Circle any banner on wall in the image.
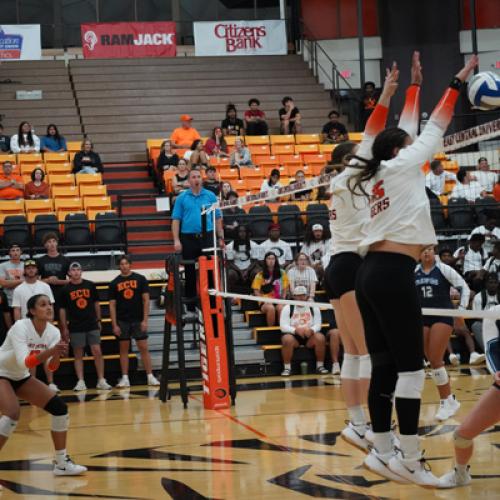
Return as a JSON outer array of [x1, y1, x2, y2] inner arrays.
[[194, 20, 287, 57], [81, 22, 176, 59], [0, 25, 41, 60]]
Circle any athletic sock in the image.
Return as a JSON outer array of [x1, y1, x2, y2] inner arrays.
[[399, 434, 420, 461], [316, 361, 323, 369], [456, 463, 469, 479], [55, 449, 67, 466], [373, 432, 393, 455], [284, 363, 291, 370], [348, 405, 366, 429]]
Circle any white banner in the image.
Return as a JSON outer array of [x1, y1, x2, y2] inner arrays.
[[0, 25, 41, 61], [194, 20, 287, 57]]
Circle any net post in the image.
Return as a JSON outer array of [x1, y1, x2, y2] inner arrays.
[[176, 256, 190, 409]]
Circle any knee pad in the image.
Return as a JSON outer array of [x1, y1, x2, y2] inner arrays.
[[358, 354, 372, 379], [341, 354, 360, 380], [395, 369, 425, 399], [44, 396, 69, 432], [369, 364, 398, 397], [431, 366, 449, 387], [453, 430, 473, 449], [0, 415, 18, 438]]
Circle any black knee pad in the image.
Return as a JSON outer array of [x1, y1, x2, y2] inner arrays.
[[44, 396, 68, 416], [369, 363, 398, 397]]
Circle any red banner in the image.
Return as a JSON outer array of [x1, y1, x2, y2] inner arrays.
[[81, 22, 176, 59]]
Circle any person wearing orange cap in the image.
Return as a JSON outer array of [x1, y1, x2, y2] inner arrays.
[[170, 115, 201, 150]]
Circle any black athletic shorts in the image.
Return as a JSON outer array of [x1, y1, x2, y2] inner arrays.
[[422, 315, 454, 328], [0, 375, 31, 391], [282, 332, 309, 346], [324, 252, 363, 300]]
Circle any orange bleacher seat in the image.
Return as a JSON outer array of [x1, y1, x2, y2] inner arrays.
[[20, 163, 44, 175], [263, 165, 289, 177], [79, 184, 107, 197], [87, 209, 116, 222], [295, 134, 320, 144], [54, 197, 82, 213], [0, 154, 17, 164], [248, 145, 270, 156], [27, 211, 57, 224], [240, 167, 264, 179], [25, 199, 54, 217], [270, 134, 295, 145], [211, 157, 230, 168], [18, 153, 43, 165], [245, 178, 263, 192], [163, 171, 175, 193], [311, 164, 324, 175], [147, 138, 164, 153], [224, 135, 237, 146], [302, 154, 328, 167], [244, 135, 269, 146], [52, 185, 78, 198], [66, 141, 81, 153], [44, 152, 69, 163], [319, 144, 336, 155], [349, 132, 364, 142], [295, 144, 319, 155], [279, 154, 303, 168], [218, 169, 239, 181], [443, 160, 459, 173], [75, 173, 102, 186], [83, 196, 112, 213], [0, 200, 25, 224], [46, 163, 72, 175], [48, 174, 74, 187], [271, 144, 294, 156], [253, 155, 279, 168]]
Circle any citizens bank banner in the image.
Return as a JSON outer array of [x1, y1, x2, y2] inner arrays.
[[194, 20, 287, 57], [81, 22, 176, 59], [0, 25, 41, 60]]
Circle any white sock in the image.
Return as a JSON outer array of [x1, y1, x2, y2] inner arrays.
[[316, 361, 324, 369], [399, 434, 420, 461], [55, 449, 67, 466], [456, 463, 469, 478], [121, 374, 129, 379], [284, 363, 291, 370], [373, 432, 393, 455], [347, 405, 366, 427]]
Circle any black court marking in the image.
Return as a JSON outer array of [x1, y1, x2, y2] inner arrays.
[[203, 438, 350, 457], [317, 474, 389, 488], [161, 477, 222, 500], [269, 465, 394, 499], [300, 431, 342, 446]]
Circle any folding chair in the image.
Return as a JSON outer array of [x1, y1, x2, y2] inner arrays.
[[294, 144, 320, 155], [295, 134, 320, 144], [244, 135, 270, 146], [75, 173, 103, 186], [270, 135, 295, 145], [43, 152, 69, 163], [79, 184, 107, 197]]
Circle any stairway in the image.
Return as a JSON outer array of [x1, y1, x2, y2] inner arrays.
[[103, 162, 173, 268]]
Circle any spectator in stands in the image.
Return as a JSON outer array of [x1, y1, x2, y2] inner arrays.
[[483, 241, 500, 280], [223, 191, 244, 240], [300, 223, 332, 279], [359, 81, 378, 129], [172, 158, 190, 197], [259, 223, 293, 267], [474, 157, 497, 193], [0, 244, 24, 309], [205, 127, 228, 157], [252, 251, 288, 326], [0, 161, 24, 199], [36, 232, 69, 319], [287, 253, 317, 299], [226, 225, 260, 293], [221, 181, 233, 202], [470, 212, 500, 255], [24, 167, 49, 200], [203, 166, 221, 196], [12, 259, 58, 391], [221, 104, 245, 136], [0, 124, 10, 152], [0, 287, 12, 347], [325, 311, 341, 374], [425, 159, 457, 196], [450, 168, 486, 202], [170, 114, 201, 150], [10, 121, 40, 153], [316, 164, 339, 200], [448, 315, 485, 366], [40, 124, 67, 153], [260, 169, 282, 201], [454, 233, 488, 291], [156, 139, 179, 172], [73, 139, 103, 174], [439, 247, 458, 268], [279, 96, 301, 134], [185, 139, 209, 168], [109, 255, 160, 388], [279, 285, 328, 376], [321, 110, 349, 144], [59, 262, 111, 391], [494, 176, 500, 202], [244, 98, 268, 136], [290, 170, 312, 201], [230, 138, 252, 169], [471, 273, 499, 352]]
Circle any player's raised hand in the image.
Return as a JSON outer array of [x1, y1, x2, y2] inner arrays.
[[411, 51, 422, 86]]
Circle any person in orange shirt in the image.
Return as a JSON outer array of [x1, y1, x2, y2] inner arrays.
[[170, 115, 201, 150], [494, 177, 500, 202], [0, 161, 24, 199]]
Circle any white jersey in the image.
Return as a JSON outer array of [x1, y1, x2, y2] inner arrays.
[[287, 266, 317, 297], [0, 319, 60, 380], [474, 170, 497, 192], [225, 240, 260, 271], [280, 304, 322, 334], [12, 281, 55, 320], [259, 239, 293, 266], [300, 239, 331, 265]]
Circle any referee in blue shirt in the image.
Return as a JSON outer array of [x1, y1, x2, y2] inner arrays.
[[172, 169, 224, 311]]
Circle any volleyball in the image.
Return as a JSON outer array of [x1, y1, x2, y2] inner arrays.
[[467, 71, 500, 110]]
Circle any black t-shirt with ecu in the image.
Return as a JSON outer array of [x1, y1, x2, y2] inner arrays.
[[60, 279, 100, 332], [108, 272, 149, 322]]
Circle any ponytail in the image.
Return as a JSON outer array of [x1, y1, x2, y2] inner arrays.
[[347, 156, 381, 197]]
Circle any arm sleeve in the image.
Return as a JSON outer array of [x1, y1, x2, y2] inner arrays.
[[284, 243, 293, 262], [94, 153, 103, 173], [171, 194, 184, 220], [72, 152, 82, 172], [46, 285, 55, 304], [355, 104, 389, 159], [140, 275, 150, 294], [108, 282, 116, 300], [61, 137, 67, 150], [438, 262, 471, 309], [9, 324, 32, 368], [280, 306, 294, 334], [91, 283, 99, 302], [312, 308, 322, 333], [398, 85, 421, 140], [12, 288, 21, 308], [33, 135, 40, 152], [10, 135, 20, 153], [472, 294, 482, 311]]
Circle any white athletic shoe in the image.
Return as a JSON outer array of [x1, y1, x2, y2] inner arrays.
[[73, 380, 87, 392], [449, 353, 460, 366], [439, 467, 472, 488], [48, 383, 60, 393], [469, 352, 485, 365], [53, 455, 87, 476], [281, 368, 291, 377], [364, 447, 409, 483], [116, 375, 130, 388], [388, 451, 440, 488], [147, 374, 160, 386], [331, 362, 341, 375], [341, 422, 371, 452], [436, 395, 461, 421], [316, 366, 329, 375], [96, 379, 112, 390]]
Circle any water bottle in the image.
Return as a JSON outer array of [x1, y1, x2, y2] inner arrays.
[[300, 362, 308, 375]]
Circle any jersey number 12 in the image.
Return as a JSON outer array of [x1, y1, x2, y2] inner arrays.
[[421, 286, 433, 298]]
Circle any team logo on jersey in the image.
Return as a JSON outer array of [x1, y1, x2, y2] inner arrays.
[[123, 289, 134, 299], [76, 298, 88, 309], [370, 180, 390, 217]]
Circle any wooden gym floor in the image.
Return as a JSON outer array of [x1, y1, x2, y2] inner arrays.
[[0, 367, 498, 499]]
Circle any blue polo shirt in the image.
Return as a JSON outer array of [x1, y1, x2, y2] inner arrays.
[[41, 135, 67, 152], [172, 188, 221, 234]]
